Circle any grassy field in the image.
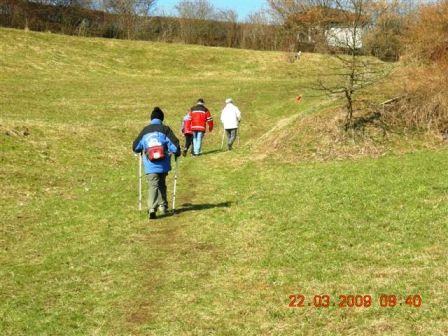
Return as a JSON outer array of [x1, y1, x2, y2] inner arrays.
[[1, 28, 447, 335]]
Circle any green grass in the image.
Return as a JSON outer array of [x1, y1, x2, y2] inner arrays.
[[1, 27, 447, 335]]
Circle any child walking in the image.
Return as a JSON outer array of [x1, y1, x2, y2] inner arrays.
[[181, 112, 193, 156]]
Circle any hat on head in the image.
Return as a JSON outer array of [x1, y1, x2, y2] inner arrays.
[[197, 98, 205, 104], [225, 98, 233, 104], [150, 107, 164, 121]]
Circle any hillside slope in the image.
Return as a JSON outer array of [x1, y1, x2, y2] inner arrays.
[[1, 28, 447, 335]]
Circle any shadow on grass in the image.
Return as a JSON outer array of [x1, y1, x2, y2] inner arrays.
[[174, 201, 232, 214], [200, 149, 222, 156]]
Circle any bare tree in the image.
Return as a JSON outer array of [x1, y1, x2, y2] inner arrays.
[[175, 0, 216, 44], [362, 0, 404, 61], [321, 1, 396, 130], [242, 9, 278, 50], [270, 0, 392, 129], [175, 0, 215, 20], [216, 8, 239, 47], [103, 0, 157, 39]]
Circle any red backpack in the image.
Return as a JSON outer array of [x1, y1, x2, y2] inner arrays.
[[146, 137, 166, 162]]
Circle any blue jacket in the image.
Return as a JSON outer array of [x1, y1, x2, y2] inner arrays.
[[132, 119, 180, 174]]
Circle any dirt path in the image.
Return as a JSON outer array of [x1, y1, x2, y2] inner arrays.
[[124, 157, 202, 332]]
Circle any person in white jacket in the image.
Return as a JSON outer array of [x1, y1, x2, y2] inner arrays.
[[220, 98, 241, 150]]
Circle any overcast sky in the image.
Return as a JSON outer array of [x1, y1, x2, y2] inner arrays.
[[156, 0, 267, 21]]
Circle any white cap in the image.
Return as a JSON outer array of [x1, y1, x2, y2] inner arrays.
[[225, 98, 233, 104]]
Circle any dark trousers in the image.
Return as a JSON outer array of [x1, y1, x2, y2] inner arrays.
[[225, 128, 238, 147], [184, 134, 193, 153], [147, 173, 168, 211]]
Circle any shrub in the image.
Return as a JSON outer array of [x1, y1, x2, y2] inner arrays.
[[384, 1, 448, 134]]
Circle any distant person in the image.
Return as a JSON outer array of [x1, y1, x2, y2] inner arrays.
[[185, 98, 214, 156], [220, 98, 241, 150], [181, 112, 193, 156], [132, 107, 180, 219]]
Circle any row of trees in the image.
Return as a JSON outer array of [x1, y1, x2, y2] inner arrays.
[[0, 0, 419, 55], [0, 0, 292, 50]]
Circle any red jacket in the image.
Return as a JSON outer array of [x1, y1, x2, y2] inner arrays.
[[185, 103, 214, 133], [181, 113, 193, 135]]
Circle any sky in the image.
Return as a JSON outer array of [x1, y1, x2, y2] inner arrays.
[[155, 0, 267, 21]]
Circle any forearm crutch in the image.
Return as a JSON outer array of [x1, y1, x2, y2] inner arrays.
[[172, 157, 179, 214], [221, 128, 225, 150], [138, 153, 142, 211]]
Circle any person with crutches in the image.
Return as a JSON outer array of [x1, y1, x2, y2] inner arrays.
[[220, 98, 241, 151], [133, 107, 181, 220]]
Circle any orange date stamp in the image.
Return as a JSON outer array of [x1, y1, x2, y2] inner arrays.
[[288, 294, 422, 308]]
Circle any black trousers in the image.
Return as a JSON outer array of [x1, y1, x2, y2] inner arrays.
[[226, 128, 238, 146], [184, 134, 193, 153]]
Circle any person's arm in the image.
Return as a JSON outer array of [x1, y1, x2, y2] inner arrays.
[[236, 106, 241, 122], [165, 126, 181, 157], [206, 110, 214, 132], [132, 128, 147, 153], [184, 111, 192, 133], [220, 108, 225, 124]]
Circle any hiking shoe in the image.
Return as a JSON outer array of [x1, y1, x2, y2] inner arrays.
[[158, 206, 167, 216], [148, 210, 156, 220]]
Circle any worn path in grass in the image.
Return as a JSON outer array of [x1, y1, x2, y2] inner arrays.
[[1, 28, 447, 335]]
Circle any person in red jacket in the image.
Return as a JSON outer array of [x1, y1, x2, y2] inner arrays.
[[185, 98, 213, 156]]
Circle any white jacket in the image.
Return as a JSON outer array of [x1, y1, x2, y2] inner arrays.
[[220, 103, 241, 129]]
